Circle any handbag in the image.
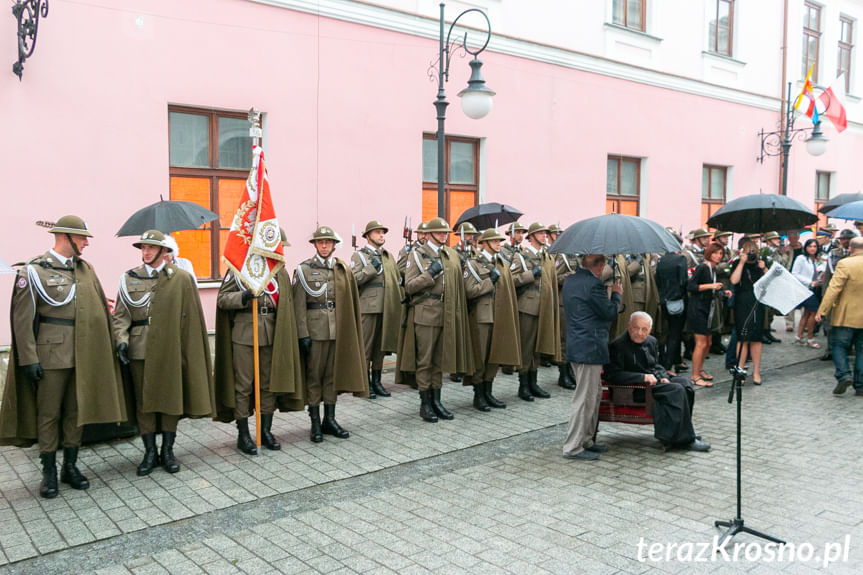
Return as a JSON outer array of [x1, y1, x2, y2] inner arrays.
[[665, 298, 685, 315]]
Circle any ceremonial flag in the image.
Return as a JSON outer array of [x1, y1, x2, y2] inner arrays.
[[793, 65, 819, 124], [223, 145, 285, 294], [818, 75, 848, 133]]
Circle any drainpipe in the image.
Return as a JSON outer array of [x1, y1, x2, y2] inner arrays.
[[778, 0, 789, 195]]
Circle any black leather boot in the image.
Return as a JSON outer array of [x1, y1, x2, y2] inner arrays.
[[136, 433, 158, 476], [567, 363, 577, 389], [160, 432, 180, 473], [528, 370, 550, 398], [60, 447, 89, 490], [558, 364, 576, 389], [309, 405, 323, 442], [370, 369, 390, 397], [367, 369, 376, 399], [322, 404, 350, 438], [261, 414, 281, 451], [419, 390, 438, 422], [236, 418, 258, 455], [484, 380, 506, 409], [472, 384, 491, 412], [431, 388, 454, 420], [518, 372, 534, 401], [39, 452, 58, 499]]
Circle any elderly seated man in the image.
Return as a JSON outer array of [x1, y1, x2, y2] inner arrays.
[[604, 311, 711, 452]]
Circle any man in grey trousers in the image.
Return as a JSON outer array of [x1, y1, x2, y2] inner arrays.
[[561, 254, 622, 461]]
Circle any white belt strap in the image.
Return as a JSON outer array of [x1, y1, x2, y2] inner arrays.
[[118, 274, 151, 309]]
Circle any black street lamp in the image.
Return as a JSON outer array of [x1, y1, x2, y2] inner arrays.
[[758, 81, 828, 196], [433, 2, 494, 218]]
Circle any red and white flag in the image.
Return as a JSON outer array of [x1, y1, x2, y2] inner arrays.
[[817, 75, 848, 133], [223, 145, 285, 294]]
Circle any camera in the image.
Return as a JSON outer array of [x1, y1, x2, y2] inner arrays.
[[746, 251, 757, 263]]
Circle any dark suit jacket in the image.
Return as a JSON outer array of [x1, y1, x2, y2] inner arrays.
[[563, 267, 620, 364], [604, 333, 669, 385]]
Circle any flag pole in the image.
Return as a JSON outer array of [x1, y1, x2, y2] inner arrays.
[[249, 107, 263, 448]]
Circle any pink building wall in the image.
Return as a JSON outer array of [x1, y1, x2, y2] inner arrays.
[[2, 0, 860, 345]]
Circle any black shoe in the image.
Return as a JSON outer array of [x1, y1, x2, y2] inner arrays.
[[431, 388, 454, 420], [260, 414, 281, 451], [563, 450, 599, 461], [322, 404, 350, 438], [528, 371, 550, 399], [60, 447, 89, 490], [760, 335, 773, 345], [501, 366, 514, 375], [517, 372, 534, 401], [710, 344, 727, 354], [449, 373, 462, 383], [366, 369, 376, 399], [236, 418, 258, 455], [557, 364, 576, 389], [308, 406, 323, 442], [370, 369, 390, 397], [419, 390, 438, 422], [540, 359, 554, 368], [833, 378, 853, 395], [472, 383, 491, 412], [586, 444, 609, 453], [483, 381, 506, 409], [567, 363, 578, 389], [39, 452, 58, 499], [674, 363, 689, 372], [767, 334, 782, 343], [136, 433, 158, 476], [820, 352, 833, 361], [160, 432, 180, 473]]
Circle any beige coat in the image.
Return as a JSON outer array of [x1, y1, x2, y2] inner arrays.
[[818, 252, 863, 328]]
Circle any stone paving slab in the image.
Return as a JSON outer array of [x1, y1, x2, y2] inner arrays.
[[1, 325, 853, 573]]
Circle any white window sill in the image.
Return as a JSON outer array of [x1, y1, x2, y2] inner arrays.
[[701, 50, 746, 68], [603, 22, 663, 43]]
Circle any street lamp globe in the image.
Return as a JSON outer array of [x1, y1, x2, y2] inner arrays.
[[457, 58, 496, 119], [805, 122, 828, 156]]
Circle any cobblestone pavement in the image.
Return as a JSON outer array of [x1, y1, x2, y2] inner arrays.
[[1, 327, 862, 574]]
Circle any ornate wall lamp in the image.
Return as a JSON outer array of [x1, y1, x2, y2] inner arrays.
[[757, 82, 828, 196], [12, 0, 49, 80], [430, 2, 495, 218]]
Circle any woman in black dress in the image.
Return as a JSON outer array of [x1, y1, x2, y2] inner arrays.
[[687, 242, 732, 386], [730, 240, 767, 385]]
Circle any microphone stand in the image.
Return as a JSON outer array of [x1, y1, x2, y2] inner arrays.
[[714, 300, 785, 547]]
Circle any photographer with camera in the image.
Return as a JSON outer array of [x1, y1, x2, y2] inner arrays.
[[729, 239, 768, 385]]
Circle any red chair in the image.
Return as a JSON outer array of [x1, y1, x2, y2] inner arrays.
[[598, 379, 654, 425]]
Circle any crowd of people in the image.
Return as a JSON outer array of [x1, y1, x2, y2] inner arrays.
[[2, 214, 861, 497]]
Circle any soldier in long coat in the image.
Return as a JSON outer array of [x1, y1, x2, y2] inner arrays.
[[549, 224, 578, 390], [510, 222, 562, 401], [1, 216, 127, 498], [499, 221, 527, 264], [214, 229, 304, 455], [293, 226, 368, 442], [351, 220, 402, 398], [113, 230, 215, 476], [462, 229, 520, 410], [397, 217, 478, 422]]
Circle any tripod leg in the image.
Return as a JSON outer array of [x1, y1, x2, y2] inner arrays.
[[739, 526, 786, 545]]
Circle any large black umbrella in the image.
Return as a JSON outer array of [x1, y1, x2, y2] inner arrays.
[[817, 192, 863, 214], [117, 198, 219, 236], [549, 213, 681, 255], [823, 200, 863, 222], [455, 202, 522, 230], [706, 194, 817, 233]]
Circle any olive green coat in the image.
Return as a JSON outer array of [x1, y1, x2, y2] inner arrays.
[[0, 258, 127, 447]]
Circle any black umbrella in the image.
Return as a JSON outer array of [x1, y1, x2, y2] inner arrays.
[[117, 198, 219, 236], [706, 193, 817, 233], [818, 192, 863, 214], [455, 202, 522, 230], [549, 213, 681, 255]]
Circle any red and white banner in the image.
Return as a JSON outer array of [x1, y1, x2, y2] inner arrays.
[[223, 145, 285, 295], [817, 75, 848, 133]]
